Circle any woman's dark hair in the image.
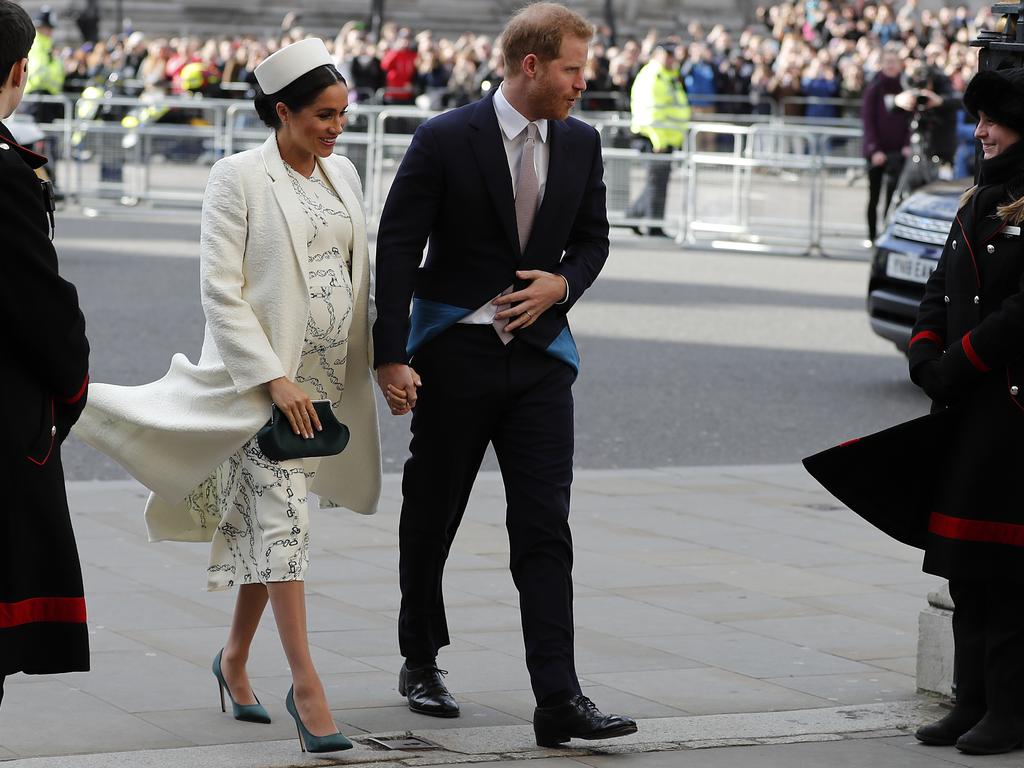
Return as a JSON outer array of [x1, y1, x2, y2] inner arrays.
[[253, 63, 346, 130], [0, 0, 36, 86]]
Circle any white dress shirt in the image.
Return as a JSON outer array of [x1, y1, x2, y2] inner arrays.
[[459, 83, 552, 328]]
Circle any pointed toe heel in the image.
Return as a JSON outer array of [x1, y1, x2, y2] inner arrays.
[[285, 686, 353, 753], [212, 649, 271, 724]]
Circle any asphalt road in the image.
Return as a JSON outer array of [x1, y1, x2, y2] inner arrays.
[[54, 209, 929, 481]]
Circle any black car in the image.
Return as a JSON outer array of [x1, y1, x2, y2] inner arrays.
[[867, 180, 968, 352]]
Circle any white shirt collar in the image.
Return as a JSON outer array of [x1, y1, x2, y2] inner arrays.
[[493, 82, 549, 143]]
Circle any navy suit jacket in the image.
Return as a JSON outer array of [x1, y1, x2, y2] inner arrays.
[[372, 91, 609, 373]]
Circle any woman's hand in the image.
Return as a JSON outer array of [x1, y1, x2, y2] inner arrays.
[[267, 377, 322, 438]]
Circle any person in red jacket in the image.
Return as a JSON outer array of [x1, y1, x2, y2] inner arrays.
[[380, 31, 417, 104]]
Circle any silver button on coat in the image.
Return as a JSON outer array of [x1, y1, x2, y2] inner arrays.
[[1012, 386, 1020, 396], [974, 296, 981, 304], [988, 244, 996, 253], [952, 240, 958, 249]]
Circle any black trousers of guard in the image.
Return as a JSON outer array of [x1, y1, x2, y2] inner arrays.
[[397, 325, 581, 704], [950, 579, 1024, 724]]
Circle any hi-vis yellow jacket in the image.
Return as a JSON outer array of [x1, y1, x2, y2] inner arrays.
[[26, 32, 64, 96], [630, 60, 691, 152]]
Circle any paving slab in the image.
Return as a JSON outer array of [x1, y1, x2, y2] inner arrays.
[[0, 466, 952, 766]]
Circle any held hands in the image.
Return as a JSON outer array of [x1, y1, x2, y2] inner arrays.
[[377, 363, 422, 416], [267, 377, 322, 439], [492, 270, 568, 332]]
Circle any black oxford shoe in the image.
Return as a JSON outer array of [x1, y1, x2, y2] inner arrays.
[[956, 714, 1024, 755], [398, 663, 460, 718], [533, 694, 637, 747], [915, 708, 984, 746]]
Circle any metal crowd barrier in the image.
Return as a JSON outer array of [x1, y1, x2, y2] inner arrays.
[[18, 93, 872, 255]]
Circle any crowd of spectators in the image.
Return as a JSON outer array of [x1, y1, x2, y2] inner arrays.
[[45, 1, 992, 117]]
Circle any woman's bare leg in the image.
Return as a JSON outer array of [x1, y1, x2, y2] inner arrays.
[[220, 582, 269, 706], [267, 580, 337, 736]]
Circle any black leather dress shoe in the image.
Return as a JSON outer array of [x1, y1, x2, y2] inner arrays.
[[398, 663, 460, 718], [533, 694, 637, 747], [915, 708, 984, 746], [956, 714, 1024, 755]]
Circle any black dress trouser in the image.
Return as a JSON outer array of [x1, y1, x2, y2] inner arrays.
[[950, 579, 1024, 724], [397, 325, 581, 703], [866, 159, 902, 241]]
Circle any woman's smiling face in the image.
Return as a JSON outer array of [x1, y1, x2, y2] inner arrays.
[[975, 110, 1022, 160], [278, 82, 349, 158]]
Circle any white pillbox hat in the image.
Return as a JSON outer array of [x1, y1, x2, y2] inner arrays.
[[254, 38, 334, 94]]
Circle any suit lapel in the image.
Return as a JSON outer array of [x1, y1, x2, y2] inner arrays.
[[260, 137, 310, 290], [524, 120, 568, 261], [467, 95, 520, 255]]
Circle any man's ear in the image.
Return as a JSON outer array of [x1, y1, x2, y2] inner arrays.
[[9, 58, 28, 90]]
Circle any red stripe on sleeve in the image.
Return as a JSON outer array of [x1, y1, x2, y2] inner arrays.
[[0, 596, 87, 629], [930, 512, 1024, 547], [962, 333, 991, 372], [909, 331, 943, 348], [61, 373, 89, 405]]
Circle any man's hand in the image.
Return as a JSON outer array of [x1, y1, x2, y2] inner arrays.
[[871, 150, 887, 167], [377, 363, 422, 416], [492, 270, 568, 333]]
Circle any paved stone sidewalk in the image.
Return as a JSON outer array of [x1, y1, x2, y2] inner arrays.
[[0, 465, 972, 766]]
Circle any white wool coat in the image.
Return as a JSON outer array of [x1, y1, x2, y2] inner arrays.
[[75, 136, 381, 542]]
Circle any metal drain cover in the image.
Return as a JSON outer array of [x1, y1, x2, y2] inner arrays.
[[366, 732, 441, 751]]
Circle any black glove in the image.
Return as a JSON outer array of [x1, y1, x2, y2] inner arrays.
[[916, 359, 954, 405]]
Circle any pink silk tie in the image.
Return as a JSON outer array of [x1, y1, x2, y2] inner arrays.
[[493, 122, 540, 344]]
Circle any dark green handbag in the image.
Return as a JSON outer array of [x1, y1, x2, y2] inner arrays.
[[256, 400, 350, 461]]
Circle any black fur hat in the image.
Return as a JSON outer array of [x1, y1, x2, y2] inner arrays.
[[963, 67, 1024, 136]]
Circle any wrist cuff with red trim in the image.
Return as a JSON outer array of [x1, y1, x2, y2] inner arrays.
[[60, 373, 89, 405], [937, 332, 989, 389]]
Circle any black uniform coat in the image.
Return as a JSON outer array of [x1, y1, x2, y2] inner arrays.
[[0, 121, 91, 674], [806, 140, 1024, 583]]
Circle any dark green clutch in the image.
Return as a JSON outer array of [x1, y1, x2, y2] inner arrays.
[[256, 400, 350, 461]]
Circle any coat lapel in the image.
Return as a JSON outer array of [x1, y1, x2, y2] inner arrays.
[[467, 94, 520, 255], [259, 137, 310, 289]]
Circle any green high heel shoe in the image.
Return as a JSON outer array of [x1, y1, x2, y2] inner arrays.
[[285, 685, 353, 753], [212, 649, 271, 724]]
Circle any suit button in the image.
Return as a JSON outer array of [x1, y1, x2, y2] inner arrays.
[[944, 295, 950, 303], [1012, 386, 1020, 396], [952, 240, 957, 249], [50, 425, 57, 437], [988, 244, 996, 253], [974, 295, 981, 304]]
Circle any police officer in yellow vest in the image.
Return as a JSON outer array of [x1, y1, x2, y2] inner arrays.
[[626, 41, 690, 237], [24, 7, 64, 125]]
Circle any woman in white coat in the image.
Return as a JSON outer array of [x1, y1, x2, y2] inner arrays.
[[76, 39, 382, 753]]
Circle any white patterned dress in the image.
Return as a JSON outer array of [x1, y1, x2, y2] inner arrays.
[[203, 158, 354, 591]]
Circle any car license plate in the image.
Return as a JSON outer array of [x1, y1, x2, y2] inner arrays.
[[886, 252, 936, 284]]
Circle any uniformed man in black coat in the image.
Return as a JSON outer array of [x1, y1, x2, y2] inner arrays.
[[0, 0, 91, 708]]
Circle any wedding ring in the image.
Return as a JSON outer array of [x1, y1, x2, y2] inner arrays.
[[526, 310, 533, 318]]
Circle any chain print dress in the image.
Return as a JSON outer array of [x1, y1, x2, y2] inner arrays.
[[202, 158, 354, 591]]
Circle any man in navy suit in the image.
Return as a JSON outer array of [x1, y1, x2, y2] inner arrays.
[[373, 2, 637, 748]]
